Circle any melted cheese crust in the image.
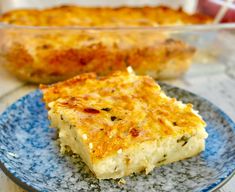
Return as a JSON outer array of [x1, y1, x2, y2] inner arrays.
[[0, 5, 211, 83], [0, 5, 211, 27], [41, 72, 207, 178]]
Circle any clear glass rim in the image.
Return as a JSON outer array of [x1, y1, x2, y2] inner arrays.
[[0, 23, 235, 31]]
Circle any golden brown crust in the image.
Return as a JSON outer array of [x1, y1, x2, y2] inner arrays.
[[0, 5, 210, 83], [0, 5, 212, 26], [1, 36, 195, 83], [40, 72, 97, 104], [41, 71, 206, 161]]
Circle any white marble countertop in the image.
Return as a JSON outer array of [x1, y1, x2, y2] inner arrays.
[[0, 60, 234, 191]]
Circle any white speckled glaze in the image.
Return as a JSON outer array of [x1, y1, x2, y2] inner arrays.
[[0, 83, 235, 192]]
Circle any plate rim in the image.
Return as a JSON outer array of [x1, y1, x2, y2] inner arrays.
[[3, 162, 235, 192], [0, 85, 235, 192]]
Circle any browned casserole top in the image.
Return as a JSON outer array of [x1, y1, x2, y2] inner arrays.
[[0, 5, 211, 27]]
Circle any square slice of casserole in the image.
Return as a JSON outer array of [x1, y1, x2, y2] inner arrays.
[[40, 71, 207, 179]]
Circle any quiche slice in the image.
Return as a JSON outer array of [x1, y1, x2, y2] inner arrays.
[[40, 70, 207, 179]]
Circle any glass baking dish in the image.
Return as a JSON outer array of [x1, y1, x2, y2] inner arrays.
[[0, 1, 235, 84]]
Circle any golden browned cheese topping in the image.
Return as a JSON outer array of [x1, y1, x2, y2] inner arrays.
[[0, 5, 209, 84], [41, 72, 206, 162], [0, 5, 211, 27]]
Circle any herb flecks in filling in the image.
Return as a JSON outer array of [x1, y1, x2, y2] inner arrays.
[[177, 135, 190, 146], [101, 108, 111, 112], [111, 116, 122, 121]]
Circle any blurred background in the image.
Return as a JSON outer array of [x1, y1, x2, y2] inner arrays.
[[0, 1, 234, 192], [1, 0, 235, 21]]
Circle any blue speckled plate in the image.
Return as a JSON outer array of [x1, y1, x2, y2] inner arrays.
[[0, 83, 235, 192]]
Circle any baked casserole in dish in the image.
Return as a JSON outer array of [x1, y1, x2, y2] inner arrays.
[[0, 5, 211, 83]]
